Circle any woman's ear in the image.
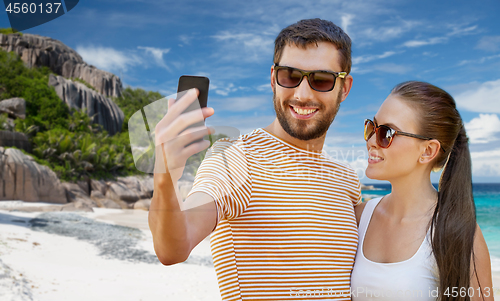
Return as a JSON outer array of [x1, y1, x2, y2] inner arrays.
[[419, 139, 442, 164]]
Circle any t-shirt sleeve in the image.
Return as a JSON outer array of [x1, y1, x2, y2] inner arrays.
[[352, 178, 362, 206], [186, 138, 252, 224]]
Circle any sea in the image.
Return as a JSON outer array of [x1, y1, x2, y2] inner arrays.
[[362, 183, 500, 273]]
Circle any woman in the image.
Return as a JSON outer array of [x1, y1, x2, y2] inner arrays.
[[351, 81, 494, 301]]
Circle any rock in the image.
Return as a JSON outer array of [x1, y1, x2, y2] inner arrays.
[[133, 199, 151, 211], [0, 147, 66, 203], [76, 180, 90, 196], [0, 33, 122, 97], [94, 198, 122, 209], [138, 176, 154, 197], [117, 176, 141, 193], [62, 61, 123, 99], [117, 176, 151, 199], [90, 190, 122, 209], [0, 130, 31, 152], [61, 201, 93, 212], [105, 182, 140, 203], [0, 98, 26, 119], [90, 179, 108, 195], [62, 182, 87, 200], [90, 190, 105, 199], [61, 182, 98, 210], [48, 74, 124, 135]]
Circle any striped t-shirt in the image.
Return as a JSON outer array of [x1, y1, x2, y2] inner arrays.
[[187, 128, 362, 300]]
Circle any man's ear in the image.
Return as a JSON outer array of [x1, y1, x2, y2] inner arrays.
[[339, 74, 353, 103], [419, 139, 441, 164], [270, 65, 275, 90]]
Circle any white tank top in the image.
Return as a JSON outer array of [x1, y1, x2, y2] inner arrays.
[[351, 197, 439, 301]]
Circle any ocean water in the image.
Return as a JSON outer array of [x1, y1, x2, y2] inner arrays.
[[362, 183, 500, 272]]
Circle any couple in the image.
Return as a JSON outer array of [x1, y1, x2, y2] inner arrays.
[[149, 19, 493, 300]]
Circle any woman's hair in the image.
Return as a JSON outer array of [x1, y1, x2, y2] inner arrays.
[[391, 81, 477, 301]]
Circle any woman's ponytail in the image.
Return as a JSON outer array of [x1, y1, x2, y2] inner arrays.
[[431, 126, 476, 301], [391, 82, 477, 301]]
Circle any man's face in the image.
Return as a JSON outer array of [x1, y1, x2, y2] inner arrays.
[[271, 42, 348, 141]]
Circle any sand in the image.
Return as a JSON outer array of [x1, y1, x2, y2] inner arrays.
[[0, 203, 221, 301], [0, 201, 499, 300]]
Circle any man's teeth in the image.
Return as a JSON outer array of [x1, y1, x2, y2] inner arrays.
[[292, 107, 317, 115]]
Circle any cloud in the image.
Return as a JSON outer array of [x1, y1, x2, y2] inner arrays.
[[470, 149, 500, 177], [76, 45, 142, 73], [207, 113, 275, 135], [360, 20, 419, 42], [214, 83, 238, 96], [212, 30, 276, 63], [402, 23, 479, 48], [210, 95, 271, 112], [354, 63, 412, 75], [341, 14, 354, 35], [256, 83, 271, 92], [457, 54, 500, 66], [465, 114, 500, 144], [476, 35, 500, 52], [447, 24, 478, 37], [454, 79, 500, 113], [138, 46, 171, 71], [402, 37, 448, 48], [352, 51, 398, 65], [178, 35, 192, 46]]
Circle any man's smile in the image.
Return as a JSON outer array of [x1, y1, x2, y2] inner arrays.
[[289, 105, 319, 119]]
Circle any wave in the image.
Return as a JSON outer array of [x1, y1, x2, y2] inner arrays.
[[491, 255, 500, 272]]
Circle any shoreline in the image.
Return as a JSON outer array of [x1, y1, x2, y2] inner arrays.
[[0, 205, 220, 301], [0, 202, 499, 299]]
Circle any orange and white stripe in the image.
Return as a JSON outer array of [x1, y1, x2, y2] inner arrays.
[[188, 128, 361, 300]]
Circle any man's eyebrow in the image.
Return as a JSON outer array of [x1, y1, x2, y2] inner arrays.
[[373, 117, 402, 131]]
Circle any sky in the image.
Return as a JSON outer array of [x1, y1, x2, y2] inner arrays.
[[1, 0, 500, 183]]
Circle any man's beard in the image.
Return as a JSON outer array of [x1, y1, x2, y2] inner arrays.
[[273, 88, 342, 141]]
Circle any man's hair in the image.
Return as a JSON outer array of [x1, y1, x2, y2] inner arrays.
[[274, 18, 352, 74]]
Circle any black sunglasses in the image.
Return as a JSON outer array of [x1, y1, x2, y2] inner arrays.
[[364, 119, 445, 152], [274, 64, 346, 92]]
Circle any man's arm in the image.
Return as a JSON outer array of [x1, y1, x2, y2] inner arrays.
[[149, 172, 216, 265], [148, 89, 217, 265]]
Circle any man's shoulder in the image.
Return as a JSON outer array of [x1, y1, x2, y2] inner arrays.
[[210, 128, 265, 148], [208, 128, 262, 155], [321, 151, 358, 173]]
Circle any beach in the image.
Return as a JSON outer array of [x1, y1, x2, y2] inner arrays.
[[0, 202, 221, 301], [1, 201, 499, 300]]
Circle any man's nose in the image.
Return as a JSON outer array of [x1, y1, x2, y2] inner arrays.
[[293, 76, 315, 101]]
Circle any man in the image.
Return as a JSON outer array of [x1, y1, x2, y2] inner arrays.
[[150, 18, 361, 300]]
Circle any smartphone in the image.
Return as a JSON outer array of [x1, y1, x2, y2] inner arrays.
[[176, 75, 210, 144]]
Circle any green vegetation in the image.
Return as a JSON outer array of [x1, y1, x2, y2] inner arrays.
[[0, 48, 226, 181], [0, 50, 69, 133], [71, 77, 97, 92], [113, 87, 164, 132], [0, 28, 22, 35], [0, 113, 9, 130]]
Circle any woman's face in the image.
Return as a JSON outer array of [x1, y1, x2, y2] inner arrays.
[[365, 94, 427, 181]]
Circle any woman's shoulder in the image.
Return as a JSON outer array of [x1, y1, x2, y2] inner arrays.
[[354, 197, 384, 227]]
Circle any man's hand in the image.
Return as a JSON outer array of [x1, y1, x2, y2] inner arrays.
[[154, 88, 215, 182], [149, 88, 217, 265]]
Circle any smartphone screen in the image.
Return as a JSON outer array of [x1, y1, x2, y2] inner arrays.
[[176, 75, 210, 143]]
